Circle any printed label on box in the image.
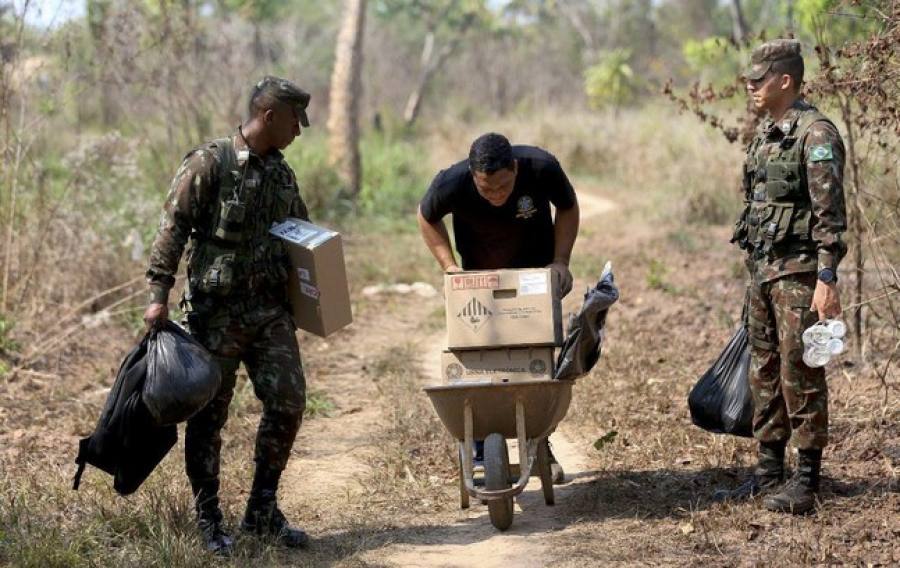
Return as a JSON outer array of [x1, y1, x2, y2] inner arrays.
[[456, 297, 492, 332], [450, 274, 501, 291], [296, 268, 311, 282], [300, 282, 320, 300], [518, 272, 548, 296], [270, 222, 319, 245]]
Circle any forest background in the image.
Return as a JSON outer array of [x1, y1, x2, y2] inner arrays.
[[0, 0, 897, 566]]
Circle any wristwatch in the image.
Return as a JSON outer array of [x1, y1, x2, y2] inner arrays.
[[817, 268, 837, 284]]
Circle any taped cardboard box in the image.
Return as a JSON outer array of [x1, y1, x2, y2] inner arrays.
[[444, 268, 562, 349], [270, 218, 352, 337], [442, 348, 554, 384]]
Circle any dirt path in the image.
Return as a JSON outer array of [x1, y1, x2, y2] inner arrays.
[[364, 189, 616, 567], [279, 189, 617, 565], [370, 331, 594, 567]]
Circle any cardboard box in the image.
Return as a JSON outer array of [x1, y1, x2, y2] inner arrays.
[[270, 218, 352, 337], [444, 268, 562, 349], [442, 348, 555, 384]]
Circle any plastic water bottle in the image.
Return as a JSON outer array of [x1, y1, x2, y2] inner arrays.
[[802, 320, 846, 368], [803, 346, 831, 368], [826, 320, 846, 339]]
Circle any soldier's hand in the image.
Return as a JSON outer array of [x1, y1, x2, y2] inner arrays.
[[143, 302, 169, 331], [444, 264, 463, 273], [810, 281, 841, 321], [548, 261, 573, 298]]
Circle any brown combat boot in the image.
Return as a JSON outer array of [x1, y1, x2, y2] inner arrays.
[[764, 449, 821, 514], [713, 441, 785, 502]]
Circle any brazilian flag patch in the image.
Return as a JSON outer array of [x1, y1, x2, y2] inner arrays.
[[809, 143, 834, 162]]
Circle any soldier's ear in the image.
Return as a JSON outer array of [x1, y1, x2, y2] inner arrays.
[[779, 74, 793, 92], [263, 108, 276, 125]]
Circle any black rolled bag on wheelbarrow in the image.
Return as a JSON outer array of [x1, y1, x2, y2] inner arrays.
[[554, 262, 619, 381], [73, 322, 221, 495], [688, 325, 753, 438]]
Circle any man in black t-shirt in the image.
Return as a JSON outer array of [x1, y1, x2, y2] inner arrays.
[[418, 132, 580, 295], [417, 132, 580, 482]]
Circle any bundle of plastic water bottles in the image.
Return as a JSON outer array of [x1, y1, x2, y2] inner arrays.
[[801, 320, 846, 368]]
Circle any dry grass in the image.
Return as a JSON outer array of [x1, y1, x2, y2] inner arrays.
[[550, 187, 899, 566], [1, 108, 897, 566]]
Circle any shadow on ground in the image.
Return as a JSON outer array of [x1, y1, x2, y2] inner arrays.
[[244, 467, 892, 565]]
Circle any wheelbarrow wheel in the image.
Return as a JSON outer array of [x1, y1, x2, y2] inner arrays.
[[484, 433, 514, 531]]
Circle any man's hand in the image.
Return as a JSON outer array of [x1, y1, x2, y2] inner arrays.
[[143, 302, 169, 330], [444, 264, 463, 273], [548, 261, 573, 298], [810, 280, 841, 321]]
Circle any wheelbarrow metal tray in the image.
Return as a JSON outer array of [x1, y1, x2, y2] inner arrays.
[[424, 380, 572, 441]]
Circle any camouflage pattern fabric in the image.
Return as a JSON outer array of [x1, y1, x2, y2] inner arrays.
[[147, 131, 309, 304], [746, 272, 827, 450], [736, 100, 847, 452], [146, 130, 309, 489], [185, 304, 305, 484], [737, 100, 848, 283]]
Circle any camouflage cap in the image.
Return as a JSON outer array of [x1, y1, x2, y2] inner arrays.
[[745, 39, 802, 81], [254, 76, 311, 127]]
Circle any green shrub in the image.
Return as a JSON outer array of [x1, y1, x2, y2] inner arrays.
[[358, 133, 429, 221]]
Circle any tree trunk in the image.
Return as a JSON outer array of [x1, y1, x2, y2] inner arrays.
[[403, 32, 456, 128], [557, 1, 597, 62], [786, 0, 795, 33], [839, 97, 866, 360], [87, 0, 117, 125], [327, 0, 367, 198], [729, 0, 749, 44]]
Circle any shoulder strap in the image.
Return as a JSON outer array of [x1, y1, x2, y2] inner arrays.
[[791, 107, 835, 152], [210, 137, 237, 197]]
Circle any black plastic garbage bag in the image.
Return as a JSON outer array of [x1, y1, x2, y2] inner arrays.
[[73, 333, 177, 495], [143, 321, 221, 426], [555, 262, 619, 381], [688, 326, 753, 437]]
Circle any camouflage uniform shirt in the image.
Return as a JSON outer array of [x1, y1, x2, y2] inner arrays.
[[147, 130, 309, 305], [742, 99, 848, 283]]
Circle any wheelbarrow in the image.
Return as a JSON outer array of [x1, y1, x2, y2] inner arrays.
[[424, 380, 573, 530]]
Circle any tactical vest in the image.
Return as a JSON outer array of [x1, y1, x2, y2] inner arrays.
[[732, 106, 833, 259], [185, 137, 294, 303]]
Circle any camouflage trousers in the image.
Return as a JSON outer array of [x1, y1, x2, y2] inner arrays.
[[746, 271, 828, 450], [183, 300, 306, 487]]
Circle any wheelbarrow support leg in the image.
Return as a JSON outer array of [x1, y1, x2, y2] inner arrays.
[[516, 400, 528, 480], [538, 438, 555, 505], [462, 400, 475, 495]]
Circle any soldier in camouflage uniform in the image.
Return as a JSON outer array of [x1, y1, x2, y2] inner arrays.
[[715, 40, 847, 514], [144, 76, 312, 553]]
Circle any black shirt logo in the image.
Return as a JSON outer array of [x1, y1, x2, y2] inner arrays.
[[516, 195, 537, 219]]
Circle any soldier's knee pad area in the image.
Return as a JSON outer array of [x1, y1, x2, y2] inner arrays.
[[263, 398, 306, 420], [747, 320, 778, 353], [250, 371, 305, 411]]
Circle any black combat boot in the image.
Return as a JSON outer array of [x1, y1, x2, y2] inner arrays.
[[241, 466, 310, 549], [192, 479, 234, 556], [713, 441, 785, 502], [764, 449, 822, 514]]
